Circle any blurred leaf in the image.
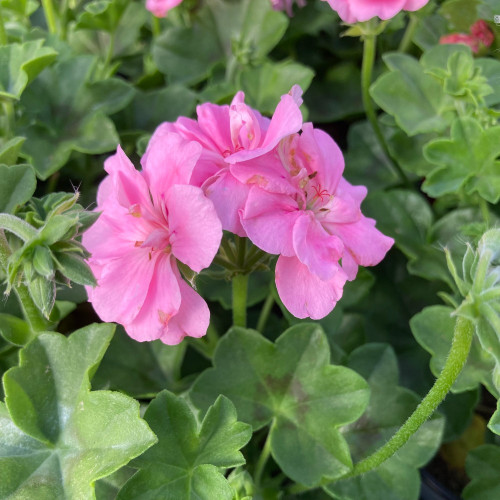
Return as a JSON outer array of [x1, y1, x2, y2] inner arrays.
[[0, 324, 156, 499], [476, 58, 500, 107], [92, 327, 187, 398], [0, 313, 33, 346], [463, 444, 500, 500], [75, 0, 129, 33], [410, 306, 497, 395], [191, 324, 369, 486], [439, 0, 480, 32], [325, 343, 445, 500], [413, 13, 448, 50], [117, 391, 251, 500], [0, 164, 36, 213], [18, 55, 134, 179], [0, 136, 26, 165], [237, 59, 314, 115], [0, 40, 57, 101]]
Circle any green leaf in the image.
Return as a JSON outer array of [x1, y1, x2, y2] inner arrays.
[[32, 245, 54, 278], [17, 55, 134, 179], [410, 306, 497, 396], [0, 40, 57, 101], [476, 58, 500, 107], [0, 313, 33, 346], [370, 53, 454, 135], [27, 274, 55, 318], [92, 327, 188, 398], [54, 251, 96, 286], [191, 325, 370, 486], [0, 324, 157, 499], [325, 343, 445, 500], [463, 445, 500, 500], [153, 10, 223, 85], [237, 60, 314, 115], [75, 0, 129, 33], [0, 164, 36, 213], [438, 0, 480, 32], [489, 401, 500, 436], [423, 117, 500, 203], [117, 391, 251, 500], [0, 136, 25, 165], [387, 129, 436, 176]]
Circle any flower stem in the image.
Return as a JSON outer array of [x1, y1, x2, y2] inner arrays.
[[0, 213, 39, 241], [479, 198, 490, 227], [152, 16, 161, 38], [254, 426, 273, 487], [0, 7, 7, 45], [361, 34, 410, 187], [0, 230, 50, 333], [256, 294, 274, 333], [398, 13, 419, 53], [41, 0, 58, 35], [232, 273, 249, 327], [339, 316, 474, 480]]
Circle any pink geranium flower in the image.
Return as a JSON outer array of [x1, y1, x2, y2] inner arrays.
[[440, 20, 494, 53], [241, 124, 394, 319], [270, 0, 306, 16], [144, 87, 303, 236], [322, 0, 430, 23], [146, 0, 183, 18], [83, 136, 222, 344]]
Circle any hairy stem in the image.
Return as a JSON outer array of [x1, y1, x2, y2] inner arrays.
[[339, 316, 474, 480], [361, 34, 410, 187]]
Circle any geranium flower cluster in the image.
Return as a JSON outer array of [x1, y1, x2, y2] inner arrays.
[[440, 20, 495, 54], [84, 87, 393, 344]]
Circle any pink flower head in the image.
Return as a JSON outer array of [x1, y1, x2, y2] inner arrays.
[[241, 124, 394, 319], [270, 0, 306, 16], [322, 0, 430, 23], [470, 20, 494, 48], [144, 86, 304, 236], [439, 33, 480, 53], [146, 0, 183, 18], [83, 136, 222, 345]]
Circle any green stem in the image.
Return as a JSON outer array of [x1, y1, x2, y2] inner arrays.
[[220, 236, 237, 263], [479, 198, 490, 227], [60, 0, 69, 40], [152, 16, 161, 38], [398, 13, 419, 53], [41, 0, 58, 35], [104, 32, 116, 72], [0, 213, 39, 241], [361, 34, 410, 187], [0, 7, 7, 45], [340, 316, 474, 480], [235, 235, 247, 267], [254, 426, 273, 487], [2, 101, 14, 139], [232, 273, 249, 327], [0, 231, 50, 333], [256, 294, 274, 333]]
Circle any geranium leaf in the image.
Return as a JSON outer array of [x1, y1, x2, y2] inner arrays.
[[463, 444, 500, 500], [0, 164, 36, 213], [0, 40, 57, 101], [190, 324, 370, 486], [0, 324, 157, 499], [17, 55, 134, 179], [411, 306, 497, 396], [117, 391, 251, 500], [325, 344, 445, 500]]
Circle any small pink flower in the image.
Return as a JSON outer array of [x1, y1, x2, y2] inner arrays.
[[144, 87, 303, 236], [470, 20, 494, 48], [241, 124, 393, 319], [439, 33, 480, 53], [83, 136, 222, 345], [322, 0, 430, 23], [270, 0, 306, 16], [146, 0, 183, 18]]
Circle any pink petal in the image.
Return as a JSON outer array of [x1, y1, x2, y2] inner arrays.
[[330, 216, 394, 268], [160, 277, 210, 345], [203, 170, 250, 236], [141, 132, 202, 198], [89, 249, 158, 325], [167, 184, 222, 272], [125, 255, 182, 341], [197, 102, 233, 154], [299, 124, 345, 194], [241, 187, 300, 256], [275, 256, 347, 320], [292, 212, 344, 281], [226, 91, 303, 164]]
